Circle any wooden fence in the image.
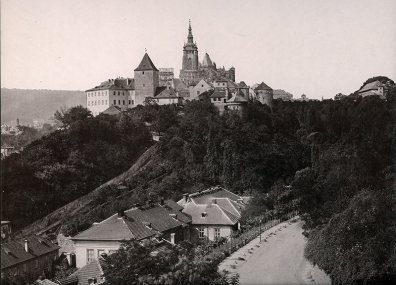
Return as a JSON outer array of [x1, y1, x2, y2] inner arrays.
[[204, 210, 299, 263]]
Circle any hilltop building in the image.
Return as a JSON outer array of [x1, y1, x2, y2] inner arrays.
[[177, 186, 250, 241], [357, 80, 391, 99], [179, 20, 236, 85]]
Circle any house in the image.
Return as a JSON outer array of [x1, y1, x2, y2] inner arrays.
[[71, 200, 191, 268], [1, 145, 16, 159], [101, 106, 122, 116], [224, 89, 248, 115], [59, 259, 104, 285], [177, 186, 250, 242], [190, 79, 214, 100], [357, 80, 388, 99], [1, 236, 60, 284], [154, 87, 183, 105], [85, 78, 135, 117]]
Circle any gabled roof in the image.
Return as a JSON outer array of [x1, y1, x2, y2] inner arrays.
[[238, 81, 248, 88], [102, 106, 122, 116], [86, 78, 134, 92], [255, 82, 272, 91], [154, 87, 179, 99], [60, 259, 104, 285], [172, 78, 188, 90], [35, 279, 59, 285], [1, 236, 60, 269], [210, 89, 227, 98], [182, 203, 239, 225], [134, 53, 159, 71], [358, 80, 384, 93], [72, 200, 191, 242]]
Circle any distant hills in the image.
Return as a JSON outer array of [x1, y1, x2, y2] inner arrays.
[[1, 88, 85, 125]]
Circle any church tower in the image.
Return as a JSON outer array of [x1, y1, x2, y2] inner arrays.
[[180, 20, 200, 84]]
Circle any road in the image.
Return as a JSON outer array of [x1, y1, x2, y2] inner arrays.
[[219, 219, 331, 285]]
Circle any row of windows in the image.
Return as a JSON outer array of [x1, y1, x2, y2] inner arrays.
[[87, 249, 117, 263], [212, 98, 227, 103], [198, 228, 221, 239], [88, 100, 108, 106], [87, 90, 130, 97]]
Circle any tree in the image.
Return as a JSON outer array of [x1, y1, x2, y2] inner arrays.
[[102, 240, 239, 285], [54, 105, 92, 127]]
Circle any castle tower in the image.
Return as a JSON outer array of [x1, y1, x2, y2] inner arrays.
[[180, 20, 200, 84], [134, 53, 159, 105]]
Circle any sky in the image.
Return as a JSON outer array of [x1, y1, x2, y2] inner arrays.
[[1, 0, 396, 99]]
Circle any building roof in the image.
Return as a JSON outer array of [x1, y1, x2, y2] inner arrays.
[[1, 236, 60, 269], [60, 259, 104, 285], [255, 82, 272, 91], [182, 203, 239, 225], [86, 78, 134, 92], [210, 89, 227, 98], [102, 106, 122, 116], [238, 81, 248, 88], [35, 279, 60, 285], [72, 200, 191, 242], [227, 91, 248, 103], [358, 80, 384, 93], [134, 53, 159, 71], [202, 53, 213, 67], [154, 87, 179, 99]]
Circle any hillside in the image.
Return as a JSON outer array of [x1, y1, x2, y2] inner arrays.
[[1, 88, 85, 125]]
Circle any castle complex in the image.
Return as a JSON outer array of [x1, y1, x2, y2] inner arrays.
[[85, 20, 276, 116]]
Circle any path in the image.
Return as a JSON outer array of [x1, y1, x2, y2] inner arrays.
[[219, 218, 331, 285]]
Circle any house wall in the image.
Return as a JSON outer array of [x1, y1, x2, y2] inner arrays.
[[190, 81, 213, 100], [190, 225, 234, 242], [255, 90, 273, 107], [156, 97, 181, 105], [2, 250, 59, 283], [87, 89, 136, 116], [74, 240, 121, 268]]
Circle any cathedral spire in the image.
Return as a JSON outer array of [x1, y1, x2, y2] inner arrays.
[[187, 19, 194, 43]]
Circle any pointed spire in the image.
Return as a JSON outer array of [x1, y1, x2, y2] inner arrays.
[[187, 19, 193, 43]]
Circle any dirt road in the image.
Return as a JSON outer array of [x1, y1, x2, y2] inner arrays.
[[219, 219, 330, 285]]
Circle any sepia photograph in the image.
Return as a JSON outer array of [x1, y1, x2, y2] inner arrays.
[[1, 0, 395, 284]]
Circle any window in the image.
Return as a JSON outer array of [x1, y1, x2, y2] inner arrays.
[[88, 101, 90, 106], [214, 228, 221, 239], [197, 91, 200, 95], [118, 91, 120, 95], [113, 91, 116, 95], [223, 99, 226, 103], [132, 100, 134, 105], [142, 71, 145, 75], [105, 100, 107, 105], [102, 100, 104, 105], [143, 84, 145, 87], [199, 228, 205, 238], [87, 249, 94, 263], [97, 249, 105, 258], [128, 100, 131, 105], [23, 263, 27, 272], [123, 100, 125, 105], [118, 100, 121, 105], [202, 84, 204, 87], [114, 100, 116, 105]]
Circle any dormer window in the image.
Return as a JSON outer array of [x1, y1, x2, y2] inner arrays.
[[201, 212, 207, 218]]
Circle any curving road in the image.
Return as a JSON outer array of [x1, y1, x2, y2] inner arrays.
[[219, 219, 331, 285]]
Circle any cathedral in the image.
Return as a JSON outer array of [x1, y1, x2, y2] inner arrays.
[[179, 20, 236, 85]]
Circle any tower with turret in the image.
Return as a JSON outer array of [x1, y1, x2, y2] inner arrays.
[[180, 20, 200, 85]]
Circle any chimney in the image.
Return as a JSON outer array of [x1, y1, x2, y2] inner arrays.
[[213, 199, 217, 204], [117, 210, 125, 218], [160, 197, 165, 206], [24, 239, 28, 252], [183, 193, 189, 203]]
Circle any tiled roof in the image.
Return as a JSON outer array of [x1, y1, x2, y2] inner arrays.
[[212, 198, 243, 217], [86, 78, 134, 92], [134, 53, 159, 71], [172, 78, 188, 90], [182, 203, 239, 225], [102, 106, 122, 116], [358, 80, 383, 93], [35, 279, 59, 285], [210, 89, 227, 98], [61, 259, 104, 285], [238, 81, 248, 88], [155, 87, 179, 99], [188, 187, 243, 204], [72, 200, 191, 242], [1, 236, 60, 269], [255, 82, 272, 91]]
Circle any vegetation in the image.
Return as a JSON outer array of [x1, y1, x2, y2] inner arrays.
[[102, 240, 239, 285], [2, 78, 395, 284]]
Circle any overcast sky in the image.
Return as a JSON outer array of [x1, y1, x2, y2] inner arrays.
[[1, 0, 396, 99]]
